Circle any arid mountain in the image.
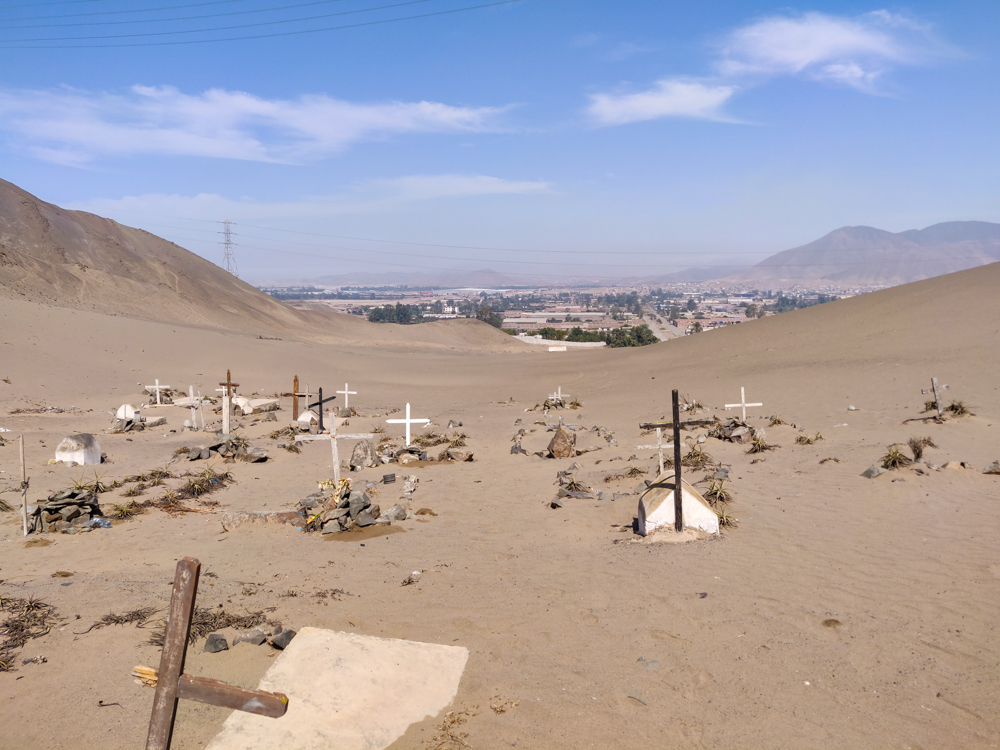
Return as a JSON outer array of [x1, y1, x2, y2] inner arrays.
[[725, 221, 1000, 285]]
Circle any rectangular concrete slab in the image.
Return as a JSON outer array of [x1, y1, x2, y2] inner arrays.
[[206, 627, 468, 750]]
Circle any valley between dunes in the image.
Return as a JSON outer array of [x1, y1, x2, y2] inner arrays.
[[0, 263, 998, 749]]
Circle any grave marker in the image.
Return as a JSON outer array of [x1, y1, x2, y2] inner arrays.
[[635, 427, 666, 475], [143, 557, 287, 750], [386, 403, 430, 447], [296, 418, 375, 483], [146, 379, 171, 406], [336, 383, 357, 410], [921, 377, 949, 418], [217, 370, 239, 435], [724, 386, 762, 422], [19, 435, 27, 537], [306, 388, 337, 433], [548, 386, 570, 402], [281, 376, 310, 421]]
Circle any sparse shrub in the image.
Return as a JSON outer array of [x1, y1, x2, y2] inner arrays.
[[747, 436, 774, 454], [123, 485, 144, 497], [682, 445, 713, 468], [907, 436, 937, 461], [922, 400, 938, 413], [769, 415, 787, 427], [946, 401, 972, 417], [284, 441, 302, 454], [796, 432, 823, 445], [716, 508, 738, 528], [703, 479, 731, 508], [881, 445, 912, 470], [111, 501, 144, 520]]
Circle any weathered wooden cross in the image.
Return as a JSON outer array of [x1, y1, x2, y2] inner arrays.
[[639, 390, 717, 533], [307, 387, 337, 433], [143, 557, 287, 750], [921, 377, 949, 418], [635, 427, 667, 475], [217, 370, 239, 434], [146, 379, 171, 406], [281, 375, 310, 421], [337, 383, 357, 410], [724, 386, 762, 422], [386, 403, 430, 447], [296, 417, 375, 483]]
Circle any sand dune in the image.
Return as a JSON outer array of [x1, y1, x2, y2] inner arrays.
[[0, 256, 997, 748]]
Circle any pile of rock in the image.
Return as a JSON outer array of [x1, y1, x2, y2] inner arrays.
[[592, 425, 618, 447], [183, 433, 267, 462], [549, 465, 608, 508], [27, 488, 109, 534], [299, 477, 417, 534], [143, 387, 182, 405], [708, 418, 762, 444], [205, 625, 296, 654]]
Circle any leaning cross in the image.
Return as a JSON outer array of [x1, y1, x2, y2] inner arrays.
[[724, 386, 762, 422], [639, 391, 716, 533], [921, 377, 949, 418], [142, 557, 287, 750], [386, 403, 430, 447], [306, 387, 337, 433], [336, 383, 357, 411], [146, 379, 171, 406], [296, 418, 375, 483], [217, 370, 239, 435]]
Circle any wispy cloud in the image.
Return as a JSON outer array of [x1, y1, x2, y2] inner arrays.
[[588, 79, 736, 125], [0, 85, 505, 166], [588, 10, 952, 125], [70, 174, 551, 220], [716, 11, 947, 92]]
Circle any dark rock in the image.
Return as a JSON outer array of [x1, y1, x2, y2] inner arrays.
[[205, 633, 229, 653], [550, 497, 564, 508], [547, 426, 576, 458], [321, 520, 344, 534], [200, 448, 211, 460], [271, 629, 296, 650], [54, 520, 72, 533], [386, 504, 407, 521], [70, 513, 91, 527], [299, 497, 319, 510], [369, 504, 380, 519], [355, 510, 376, 527], [444, 447, 473, 462]]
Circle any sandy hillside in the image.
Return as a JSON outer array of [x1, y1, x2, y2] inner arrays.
[[0, 263, 998, 749]]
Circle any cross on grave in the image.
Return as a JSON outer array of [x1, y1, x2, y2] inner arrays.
[[296, 417, 375, 483], [636, 427, 667, 475], [146, 379, 171, 406], [386, 403, 430, 447], [549, 386, 570, 402], [724, 386, 762, 422], [281, 375, 311, 422], [336, 383, 357, 411], [143, 557, 287, 750], [639, 391, 717, 533], [217, 370, 239, 435], [920, 377, 950, 418], [306, 387, 337, 433]]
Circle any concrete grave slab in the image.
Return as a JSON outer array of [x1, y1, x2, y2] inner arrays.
[[206, 627, 468, 750]]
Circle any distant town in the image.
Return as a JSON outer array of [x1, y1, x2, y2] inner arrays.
[[262, 280, 877, 347]]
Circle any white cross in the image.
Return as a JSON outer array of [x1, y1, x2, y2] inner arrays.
[[336, 383, 357, 410], [215, 388, 232, 434], [636, 427, 666, 475], [386, 403, 430, 447], [296, 418, 375, 483], [145, 379, 170, 405], [725, 386, 763, 422], [188, 386, 197, 428], [549, 386, 570, 401]]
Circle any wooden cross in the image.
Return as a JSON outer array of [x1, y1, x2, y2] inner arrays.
[[724, 386, 762, 422], [386, 403, 430, 447], [217, 370, 239, 435], [143, 557, 287, 750], [336, 383, 357, 410], [639, 391, 716, 533], [306, 387, 337, 433], [636, 427, 666, 475], [548, 386, 570, 402], [921, 377, 949, 418], [281, 375, 310, 421], [146, 379, 171, 406], [296, 418, 375, 483]]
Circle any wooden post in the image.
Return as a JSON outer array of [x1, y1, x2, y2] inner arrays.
[[672, 390, 683, 533], [292, 375, 300, 421], [331, 419, 341, 484], [931, 377, 943, 418], [19, 435, 28, 537], [656, 427, 664, 475], [146, 557, 200, 750]]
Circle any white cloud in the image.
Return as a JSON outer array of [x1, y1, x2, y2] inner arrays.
[[69, 174, 551, 221], [588, 79, 736, 125], [717, 11, 946, 91], [0, 85, 504, 165]]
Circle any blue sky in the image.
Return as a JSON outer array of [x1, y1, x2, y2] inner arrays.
[[1, 1, 997, 281]]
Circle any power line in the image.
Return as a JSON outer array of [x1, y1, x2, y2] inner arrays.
[[0, 0, 522, 48], [4, 0, 355, 29], [2, 0, 254, 22], [1, 0, 435, 40]]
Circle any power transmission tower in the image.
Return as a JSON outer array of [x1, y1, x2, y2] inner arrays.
[[220, 219, 239, 277]]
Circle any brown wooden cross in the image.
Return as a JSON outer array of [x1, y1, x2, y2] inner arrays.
[[639, 390, 716, 533], [144, 557, 288, 750], [281, 375, 311, 421], [218, 369, 239, 397]]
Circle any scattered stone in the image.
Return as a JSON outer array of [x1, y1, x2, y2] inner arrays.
[[613, 493, 630, 501], [441, 447, 474, 462], [386, 504, 407, 522], [233, 628, 267, 646], [271, 629, 296, 650], [350, 440, 378, 471], [712, 468, 730, 480], [547, 426, 577, 458], [984, 460, 1000, 475], [447, 420, 463, 428], [205, 633, 229, 653], [415, 508, 437, 516], [861, 465, 887, 479], [941, 461, 974, 471], [550, 497, 564, 509]]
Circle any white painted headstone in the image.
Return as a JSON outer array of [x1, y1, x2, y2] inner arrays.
[[115, 404, 141, 421], [55, 434, 101, 466]]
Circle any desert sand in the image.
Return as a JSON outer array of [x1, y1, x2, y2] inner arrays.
[[1, 258, 999, 749]]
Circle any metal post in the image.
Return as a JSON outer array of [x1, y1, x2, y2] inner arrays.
[[672, 389, 683, 533]]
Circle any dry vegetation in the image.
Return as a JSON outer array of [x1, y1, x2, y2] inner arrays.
[[147, 606, 275, 647], [0, 596, 59, 672]]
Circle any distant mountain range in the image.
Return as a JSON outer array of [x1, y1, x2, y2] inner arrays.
[[724, 222, 1000, 285]]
